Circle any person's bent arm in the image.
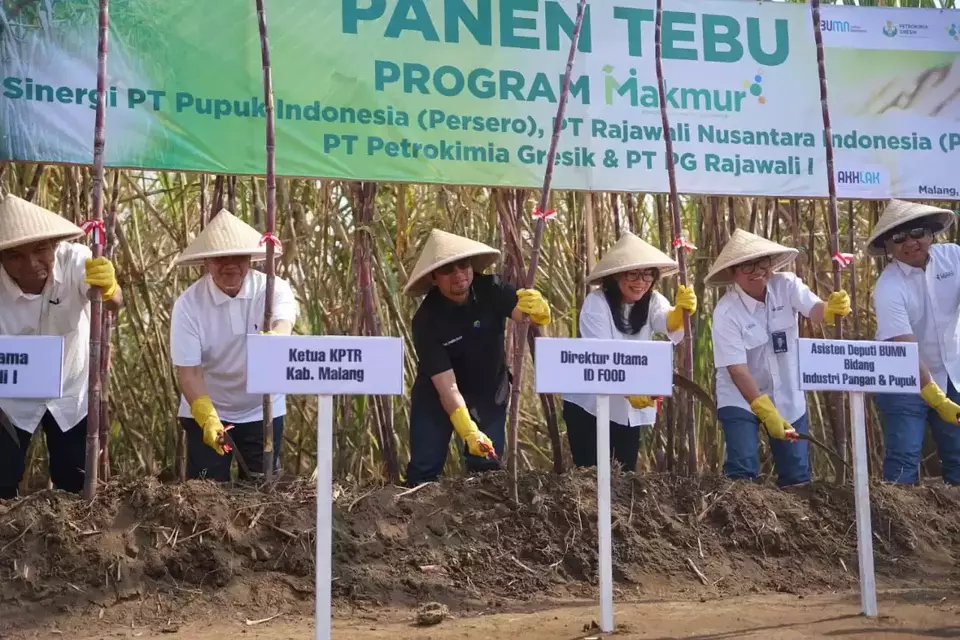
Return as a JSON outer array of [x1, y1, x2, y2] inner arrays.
[[887, 334, 934, 387], [176, 365, 210, 407], [430, 369, 467, 415], [727, 364, 763, 404]]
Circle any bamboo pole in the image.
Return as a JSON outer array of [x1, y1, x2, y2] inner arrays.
[[255, 0, 278, 481], [505, 0, 587, 504], [83, 0, 109, 500], [654, 0, 696, 474], [810, 0, 849, 481]]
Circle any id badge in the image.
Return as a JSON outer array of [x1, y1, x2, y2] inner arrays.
[[771, 331, 788, 354]]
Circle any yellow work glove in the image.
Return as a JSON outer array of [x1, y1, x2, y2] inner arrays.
[[516, 288, 551, 326], [627, 395, 658, 410], [84, 257, 118, 300], [920, 382, 960, 425], [823, 290, 851, 326], [749, 394, 798, 441], [666, 284, 697, 332], [449, 406, 495, 458], [190, 395, 226, 455]]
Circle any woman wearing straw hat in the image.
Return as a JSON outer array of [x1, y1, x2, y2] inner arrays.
[[403, 229, 551, 486], [708, 229, 850, 487], [0, 195, 123, 498], [170, 210, 298, 482], [868, 199, 960, 485], [561, 232, 697, 472]]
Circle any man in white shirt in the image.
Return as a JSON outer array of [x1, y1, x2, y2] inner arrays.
[[170, 210, 298, 482], [708, 230, 850, 487], [868, 199, 960, 485], [0, 195, 123, 498]]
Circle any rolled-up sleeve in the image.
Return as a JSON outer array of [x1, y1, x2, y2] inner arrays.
[[170, 296, 202, 367], [272, 277, 299, 324], [712, 307, 746, 368], [874, 282, 912, 341], [648, 291, 684, 344], [783, 272, 821, 318], [412, 315, 452, 378]]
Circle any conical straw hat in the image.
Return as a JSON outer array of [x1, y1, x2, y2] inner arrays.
[[175, 209, 280, 267], [403, 229, 500, 296], [865, 199, 955, 256], [0, 194, 83, 251], [587, 232, 679, 283], [705, 229, 798, 287]]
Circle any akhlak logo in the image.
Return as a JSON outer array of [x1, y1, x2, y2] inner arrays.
[[947, 24, 959, 41], [882, 20, 898, 37], [742, 72, 765, 105]]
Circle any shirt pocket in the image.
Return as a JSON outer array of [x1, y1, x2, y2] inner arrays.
[[46, 302, 83, 337], [741, 324, 768, 352]]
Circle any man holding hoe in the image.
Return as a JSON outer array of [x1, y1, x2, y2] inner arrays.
[[708, 229, 850, 487], [0, 195, 123, 498], [869, 200, 960, 485], [170, 210, 298, 481], [403, 229, 551, 486]]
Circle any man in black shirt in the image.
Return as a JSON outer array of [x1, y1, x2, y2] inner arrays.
[[403, 229, 551, 486]]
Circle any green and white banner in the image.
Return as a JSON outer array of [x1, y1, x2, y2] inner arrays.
[[1, 0, 959, 198]]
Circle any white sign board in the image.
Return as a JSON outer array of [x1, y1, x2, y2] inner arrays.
[[533, 337, 674, 396], [245, 335, 403, 396], [798, 338, 920, 394], [0, 336, 64, 399]]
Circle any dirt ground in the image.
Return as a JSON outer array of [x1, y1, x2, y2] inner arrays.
[[1, 469, 959, 638]]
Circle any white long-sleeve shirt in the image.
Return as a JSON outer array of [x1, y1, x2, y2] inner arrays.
[[562, 288, 684, 426]]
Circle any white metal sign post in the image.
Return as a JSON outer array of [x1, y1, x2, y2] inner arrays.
[[0, 336, 65, 399], [246, 334, 404, 640], [798, 337, 921, 618], [534, 337, 673, 633]]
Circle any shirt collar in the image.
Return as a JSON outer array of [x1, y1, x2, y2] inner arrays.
[[734, 283, 765, 313], [0, 246, 65, 300], [894, 256, 928, 277], [206, 271, 253, 305]]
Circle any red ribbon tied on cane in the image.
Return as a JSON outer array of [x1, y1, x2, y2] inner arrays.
[[80, 219, 106, 245], [832, 252, 854, 267], [259, 232, 282, 250], [672, 236, 697, 252], [532, 207, 558, 220]]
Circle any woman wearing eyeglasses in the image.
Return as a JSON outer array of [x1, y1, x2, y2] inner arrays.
[[708, 229, 850, 488], [868, 200, 960, 485], [561, 232, 697, 473]]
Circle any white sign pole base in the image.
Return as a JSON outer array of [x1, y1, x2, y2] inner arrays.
[[849, 391, 878, 617], [316, 395, 334, 640], [595, 395, 614, 633]]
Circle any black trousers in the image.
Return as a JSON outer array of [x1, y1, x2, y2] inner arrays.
[[180, 416, 284, 482], [0, 411, 87, 499], [562, 401, 642, 474]]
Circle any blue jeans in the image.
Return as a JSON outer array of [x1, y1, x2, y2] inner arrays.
[[874, 380, 960, 485], [405, 403, 506, 487], [719, 407, 810, 487]]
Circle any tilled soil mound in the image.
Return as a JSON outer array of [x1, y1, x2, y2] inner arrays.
[[1, 470, 959, 634]]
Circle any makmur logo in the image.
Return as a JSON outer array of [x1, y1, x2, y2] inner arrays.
[[947, 24, 959, 41], [602, 65, 752, 113], [882, 20, 898, 37], [742, 72, 765, 105]]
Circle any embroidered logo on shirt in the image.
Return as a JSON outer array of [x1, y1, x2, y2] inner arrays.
[[473, 320, 481, 328], [745, 323, 757, 330], [49, 298, 61, 306], [936, 271, 955, 281], [443, 336, 463, 347], [772, 305, 784, 312]]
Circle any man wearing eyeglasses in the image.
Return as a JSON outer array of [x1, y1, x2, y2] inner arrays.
[[401, 229, 551, 486], [706, 230, 850, 487], [869, 199, 960, 485]]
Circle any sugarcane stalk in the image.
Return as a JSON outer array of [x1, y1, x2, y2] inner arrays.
[[98, 170, 120, 480], [255, 0, 278, 482], [810, 0, 848, 482], [83, 0, 109, 500], [505, 0, 587, 504], [655, 0, 696, 474]]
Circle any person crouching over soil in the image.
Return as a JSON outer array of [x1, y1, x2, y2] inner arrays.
[[708, 229, 850, 488], [867, 200, 960, 485], [170, 210, 299, 481], [0, 195, 123, 498], [561, 232, 696, 473], [403, 229, 551, 487]]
